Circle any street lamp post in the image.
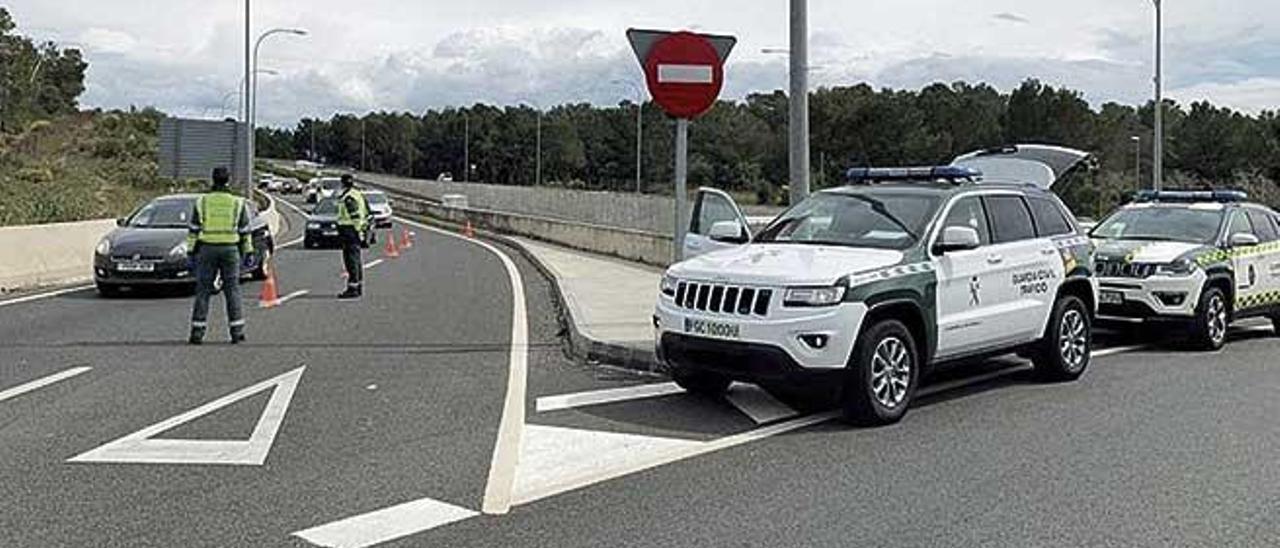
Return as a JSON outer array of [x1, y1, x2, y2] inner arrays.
[[463, 112, 470, 183], [612, 79, 645, 193], [1152, 0, 1163, 191], [789, 0, 811, 204], [234, 68, 277, 122], [249, 27, 306, 187], [242, 0, 250, 192], [516, 101, 543, 186]]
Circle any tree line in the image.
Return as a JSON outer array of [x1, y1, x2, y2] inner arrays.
[[0, 8, 87, 134], [257, 80, 1280, 217]]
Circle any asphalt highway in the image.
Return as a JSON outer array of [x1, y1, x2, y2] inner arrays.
[[1, 193, 1278, 547]]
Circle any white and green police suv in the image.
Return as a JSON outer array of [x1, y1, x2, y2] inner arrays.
[[1090, 190, 1280, 350], [655, 145, 1098, 426]]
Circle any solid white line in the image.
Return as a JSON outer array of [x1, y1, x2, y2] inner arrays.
[[0, 366, 93, 403], [277, 290, 310, 306], [274, 198, 310, 249], [293, 497, 478, 548], [363, 259, 384, 269], [396, 215, 528, 515], [535, 382, 684, 413], [1092, 345, 1146, 359], [0, 285, 95, 308]]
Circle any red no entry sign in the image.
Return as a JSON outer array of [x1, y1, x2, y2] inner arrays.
[[628, 29, 737, 119]]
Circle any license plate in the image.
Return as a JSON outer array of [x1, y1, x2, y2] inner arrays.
[[1100, 291, 1124, 305], [684, 318, 740, 339], [116, 261, 154, 272], [323, 230, 339, 236]]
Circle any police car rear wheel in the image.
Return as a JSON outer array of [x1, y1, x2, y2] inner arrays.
[[842, 320, 918, 426], [1192, 287, 1228, 351], [671, 368, 731, 396], [1032, 295, 1091, 382]]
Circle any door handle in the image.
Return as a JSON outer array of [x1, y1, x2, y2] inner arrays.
[[986, 254, 1004, 265]]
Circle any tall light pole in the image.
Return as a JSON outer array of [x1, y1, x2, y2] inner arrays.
[[463, 112, 470, 183], [516, 100, 543, 186], [1131, 135, 1141, 187], [789, 0, 811, 204], [250, 27, 307, 184], [612, 79, 645, 193], [235, 68, 277, 121], [1152, 0, 1163, 191]]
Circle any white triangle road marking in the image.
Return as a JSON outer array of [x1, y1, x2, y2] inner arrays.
[[292, 496, 477, 548], [724, 383, 799, 424], [534, 382, 685, 412], [67, 366, 305, 466]]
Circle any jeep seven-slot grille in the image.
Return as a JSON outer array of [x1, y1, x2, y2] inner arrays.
[[1095, 260, 1155, 279], [676, 282, 772, 316]]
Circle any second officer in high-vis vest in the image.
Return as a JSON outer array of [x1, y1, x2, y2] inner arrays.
[[337, 174, 369, 299], [188, 167, 254, 345]]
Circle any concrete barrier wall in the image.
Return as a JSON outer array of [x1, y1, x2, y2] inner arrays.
[[359, 172, 677, 234], [0, 219, 117, 293], [389, 194, 674, 266]]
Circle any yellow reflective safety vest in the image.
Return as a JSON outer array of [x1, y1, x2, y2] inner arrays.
[[188, 192, 253, 254], [337, 188, 369, 233]]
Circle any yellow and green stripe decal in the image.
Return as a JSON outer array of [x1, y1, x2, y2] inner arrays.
[[1237, 289, 1280, 310], [1194, 241, 1280, 267]]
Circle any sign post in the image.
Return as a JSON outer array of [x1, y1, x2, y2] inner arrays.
[[627, 28, 736, 263]]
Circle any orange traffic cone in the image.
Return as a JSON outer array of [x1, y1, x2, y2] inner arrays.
[[401, 227, 413, 249], [384, 230, 401, 258], [464, 220, 476, 238], [259, 262, 280, 308]]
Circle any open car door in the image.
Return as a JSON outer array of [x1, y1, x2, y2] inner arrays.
[[952, 144, 1094, 190], [685, 188, 752, 260]]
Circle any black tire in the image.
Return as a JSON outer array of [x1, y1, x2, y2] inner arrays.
[[96, 282, 119, 298], [671, 368, 731, 396], [1191, 285, 1229, 351], [841, 319, 918, 427], [1032, 295, 1092, 382]]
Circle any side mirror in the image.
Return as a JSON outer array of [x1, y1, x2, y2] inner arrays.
[[1230, 232, 1260, 248], [708, 220, 748, 244], [116, 218, 127, 227], [935, 226, 982, 253]]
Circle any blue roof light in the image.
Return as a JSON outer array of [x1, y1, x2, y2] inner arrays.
[[1132, 189, 1248, 203], [845, 166, 982, 184]]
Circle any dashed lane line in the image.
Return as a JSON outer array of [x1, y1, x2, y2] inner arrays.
[[0, 366, 93, 403], [363, 259, 384, 269], [292, 497, 478, 548]]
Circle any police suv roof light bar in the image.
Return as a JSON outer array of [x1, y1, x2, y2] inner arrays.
[[1133, 189, 1249, 203], [846, 166, 982, 184]]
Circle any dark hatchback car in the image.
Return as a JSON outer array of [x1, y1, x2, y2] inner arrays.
[[304, 197, 377, 249], [93, 194, 275, 296]]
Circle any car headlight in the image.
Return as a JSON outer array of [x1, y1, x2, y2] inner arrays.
[[95, 238, 111, 256], [1154, 258, 1196, 277], [307, 222, 321, 229], [660, 275, 678, 297], [169, 242, 188, 259], [784, 285, 848, 307]]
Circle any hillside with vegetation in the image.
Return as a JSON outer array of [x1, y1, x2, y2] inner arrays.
[[0, 8, 197, 227]]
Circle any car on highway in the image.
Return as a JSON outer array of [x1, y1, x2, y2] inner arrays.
[[655, 145, 1098, 426], [1090, 190, 1280, 350], [282, 178, 304, 194], [307, 177, 343, 204], [364, 190, 394, 229], [93, 194, 274, 296], [438, 172, 454, 182], [304, 197, 342, 249]]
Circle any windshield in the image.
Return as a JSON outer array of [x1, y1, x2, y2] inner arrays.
[[755, 191, 941, 250], [366, 193, 388, 205], [320, 179, 343, 191], [128, 199, 194, 228], [313, 198, 339, 216], [1091, 206, 1224, 244]]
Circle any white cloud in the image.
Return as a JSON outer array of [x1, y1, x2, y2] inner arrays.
[[1172, 78, 1280, 114], [6, 0, 1280, 126]]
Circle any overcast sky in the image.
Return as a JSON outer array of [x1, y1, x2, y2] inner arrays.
[[8, 1, 1279, 127]]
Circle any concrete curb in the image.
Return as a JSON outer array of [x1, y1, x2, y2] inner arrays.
[[391, 204, 665, 376]]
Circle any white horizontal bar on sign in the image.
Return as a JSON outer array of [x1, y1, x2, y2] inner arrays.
[[657, 64, 714, 84]]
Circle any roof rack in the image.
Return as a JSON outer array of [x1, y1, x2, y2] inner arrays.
[[1132, 189, 1248, 204], [846, 166, 982, 184]]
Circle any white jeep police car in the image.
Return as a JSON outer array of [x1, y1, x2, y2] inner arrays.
[[1090, 190, 1280, 350], [655, 145, 1099, 426]]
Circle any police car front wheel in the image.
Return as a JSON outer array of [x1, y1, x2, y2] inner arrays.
[[1032, 295, 1091, 382], [841, 319, 919, 426], [1191, 286, 1229, 351]]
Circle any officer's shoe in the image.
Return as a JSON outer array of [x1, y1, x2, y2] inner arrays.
[[188, 331, 204, 345], [230, 332, 246, 345], [338, 288, 362, 300]]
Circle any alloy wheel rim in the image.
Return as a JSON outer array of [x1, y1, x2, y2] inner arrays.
[[870, 336, 911, 409], [1208, 295, 1227, 345], [1058, 309, 1088, 371]]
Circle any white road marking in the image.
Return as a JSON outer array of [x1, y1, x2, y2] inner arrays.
[[657, 64, 714, 84], [396, 216, 528, 516], [68, 366, 305, 466], [0, 285, 95, 308], [292, 497, 478, 548], [363, 259, 384, 269], [276, 290, 310, 306], [535, 382, 684, 413], [273, 198, 311, 248], [1092, 345, 1146, 359], [725, 383, 798, 424], [513, 412, 838, 506], [0, 367, 92, 403], [917, 365, 1029, 399]]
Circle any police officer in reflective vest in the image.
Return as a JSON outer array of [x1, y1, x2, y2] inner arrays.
[[337, 174, 369, 299], [187, 167, 254, 344]]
